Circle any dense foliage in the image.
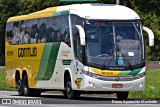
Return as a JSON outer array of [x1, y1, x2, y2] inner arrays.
[[0, 0, 159, 65]]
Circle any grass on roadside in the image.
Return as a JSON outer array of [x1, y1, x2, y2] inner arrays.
[[129, 69, 160, 99], [0, 68, 16, 91]]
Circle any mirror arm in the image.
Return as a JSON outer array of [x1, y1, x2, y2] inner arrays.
[[75, 25, 86, 46], [143, 27, 154, 46]]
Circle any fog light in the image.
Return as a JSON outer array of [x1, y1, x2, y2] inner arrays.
[[139, 83, 144, 88], [89, 82, 95, 88]]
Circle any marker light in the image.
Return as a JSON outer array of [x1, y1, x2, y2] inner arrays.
[[82, 69, 97, 78], [135, 72, 145, 79], [89, 82, 95, 88], [139, 83, 144, 88]]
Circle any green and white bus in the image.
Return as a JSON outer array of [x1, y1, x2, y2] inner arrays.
[[6, 4, 154, 100]]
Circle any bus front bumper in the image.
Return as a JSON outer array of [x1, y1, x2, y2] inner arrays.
[[79, 75, 145, 91]]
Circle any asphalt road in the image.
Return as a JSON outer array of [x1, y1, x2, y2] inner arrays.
[[0, 91, 159, 107]]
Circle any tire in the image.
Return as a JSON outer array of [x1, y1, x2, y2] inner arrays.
[[64, 76, 81, 99], [116, 92, 129, 100], [23, 75, 31, 96], [17, 80, 24, 96], [23, 74, 41, 96]]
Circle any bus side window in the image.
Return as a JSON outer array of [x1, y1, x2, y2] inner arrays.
[[75, 32, 82, 61], [64, 28, 71, 47], [60, 15, 70, 47], [12, 21, 20, 44], [6, 22, 14, 44], [39, 18, 47, 43], [53, 17, 61, 42]]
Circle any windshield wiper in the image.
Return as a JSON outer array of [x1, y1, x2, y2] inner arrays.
[[117, 48, 133, 70], [102, 46, 133, 70]]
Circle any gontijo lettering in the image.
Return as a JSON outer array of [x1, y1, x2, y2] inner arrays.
[[18, 47, 37, 57]]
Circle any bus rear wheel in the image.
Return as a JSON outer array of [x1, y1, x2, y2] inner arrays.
[[22, 75, 41, 96], [23, 75, 31, 96], [17, 80, 24, 96], [116, 92, 129, 100], [64, 76, 81, 99]]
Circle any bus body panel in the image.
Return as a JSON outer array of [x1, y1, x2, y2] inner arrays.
[[6, 42, 63, 88], [80, 74, 145, 91], [6, 42, 44, 88], [34, 42, 76, 89]]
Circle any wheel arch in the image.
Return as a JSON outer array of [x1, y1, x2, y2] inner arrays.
[[22, 70, 28, 79], [14, 68, 22, 87], [64, 68, 76, 89], [15, 70, 20, 86]]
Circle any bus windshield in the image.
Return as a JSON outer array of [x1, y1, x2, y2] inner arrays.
[[84, 20, 144, 68]]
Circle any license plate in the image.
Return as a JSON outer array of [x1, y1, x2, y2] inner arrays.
[[112, 84, 123, 88]]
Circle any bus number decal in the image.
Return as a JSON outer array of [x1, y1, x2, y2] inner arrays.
[[7, 51, 13, 56], [101, 72, 113, 76]]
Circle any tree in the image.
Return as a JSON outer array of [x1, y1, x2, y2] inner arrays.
[[133, 0, 160, 60], [0, 0, 20, 65]]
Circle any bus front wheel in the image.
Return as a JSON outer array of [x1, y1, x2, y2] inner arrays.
[[116, 92, 129, 100], [64, 76, 81, 99]]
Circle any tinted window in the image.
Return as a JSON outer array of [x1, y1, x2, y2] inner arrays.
[[71, 15, 83, 60], [60, 15, 70, 46], [6, 22, 13, 44], [6, 15, 70, 45]]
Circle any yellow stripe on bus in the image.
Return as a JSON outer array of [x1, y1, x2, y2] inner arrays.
[[7, 7, 57, 22], [91, 67, 120, 76]]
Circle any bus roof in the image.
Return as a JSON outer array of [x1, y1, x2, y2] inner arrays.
[[7, 3, 140, 22]]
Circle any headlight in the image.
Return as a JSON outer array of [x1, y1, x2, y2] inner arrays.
[[134, 72, 145, 79], [82, 69, 97, 78]]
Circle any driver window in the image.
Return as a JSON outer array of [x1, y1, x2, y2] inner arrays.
[[71, 15, 83, 61], [75, 33, 82, 61]]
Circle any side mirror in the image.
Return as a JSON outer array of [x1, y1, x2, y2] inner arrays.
[[143, 27, 154, 46], [75, 25, 86, 46]]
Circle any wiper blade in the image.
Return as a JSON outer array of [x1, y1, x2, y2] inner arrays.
[[117, 48, 133, 70]]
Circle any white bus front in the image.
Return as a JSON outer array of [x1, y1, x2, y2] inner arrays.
[[71, 16, 154, 100], [66, 4, 154, 100]]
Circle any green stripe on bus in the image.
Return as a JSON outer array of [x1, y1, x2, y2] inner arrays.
[[118, 70, 131, 76], [118, 68, 142, 76], [128, 68, 142, 76], [36, 42, 60, 80], [53, 11, 69, 16]]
